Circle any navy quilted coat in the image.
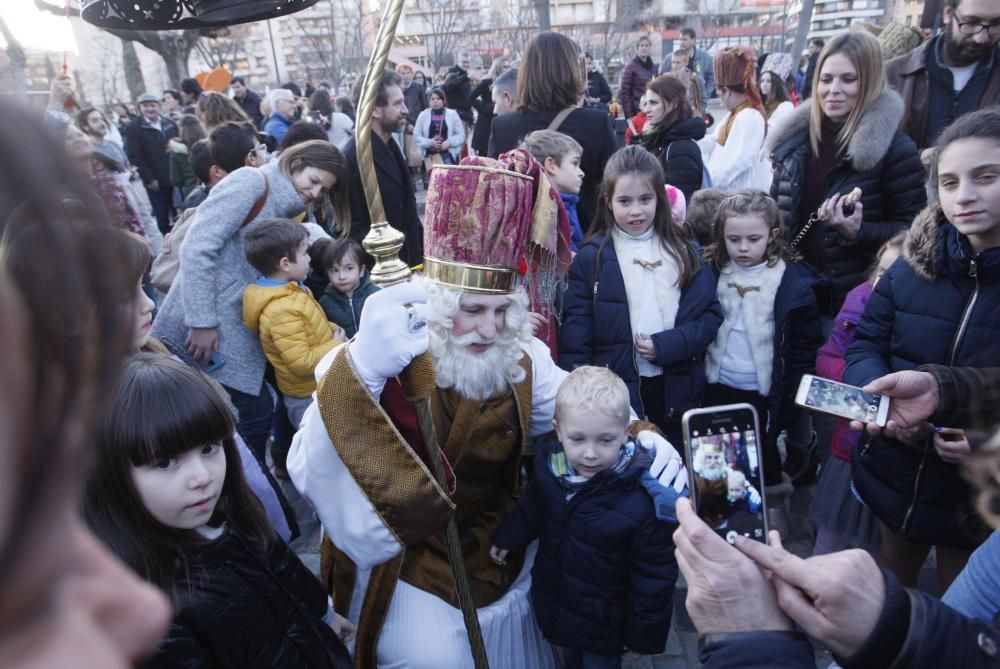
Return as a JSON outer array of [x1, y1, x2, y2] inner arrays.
[[845, 205, 1000, 548], [492, 436, 677, 656], [559, 233, 723, 422]]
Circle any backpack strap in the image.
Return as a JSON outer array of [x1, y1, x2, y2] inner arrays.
[[241, 173, 269, 228], [547, 106, 576, 132]]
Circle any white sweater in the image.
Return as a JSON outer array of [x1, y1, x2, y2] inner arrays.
[[611, 225, 681, 378], [699, 106, 771, 192]]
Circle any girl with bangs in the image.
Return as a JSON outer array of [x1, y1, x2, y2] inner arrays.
[[560, 145, 723, 449], [84, 354, 354, 668], [118, 229, 297, 543]]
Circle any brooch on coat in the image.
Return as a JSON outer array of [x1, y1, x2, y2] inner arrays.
[[728, 282, 761, 298]]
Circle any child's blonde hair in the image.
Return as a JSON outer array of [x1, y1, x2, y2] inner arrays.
[[703, 189, 796, 269], [520, 129, 582, 167], [868, 230, 907, 284], [726, 468, 747, 487], [555, 366, 631, 425]]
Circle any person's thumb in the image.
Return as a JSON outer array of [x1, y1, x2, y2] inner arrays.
[[734, 532, 811, 589], [862, 373, 897, 396]]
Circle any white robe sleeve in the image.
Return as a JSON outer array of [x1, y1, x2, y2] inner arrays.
[[287, 346, 403, 569], [524, 337, 567, 437], [707, 108, 768, 191]]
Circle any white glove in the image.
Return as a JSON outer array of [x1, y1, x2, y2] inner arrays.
[[746, 484, 761, 507], [638, 430, 689, 494], [348, 282, 429, 396]]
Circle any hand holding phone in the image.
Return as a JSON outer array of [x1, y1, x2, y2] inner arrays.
[[682, 404, 769, 544], [634, 333, 656, 361], [796, 375, 890, 426]]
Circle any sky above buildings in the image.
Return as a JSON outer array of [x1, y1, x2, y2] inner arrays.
[[0, 0, 78, 53]]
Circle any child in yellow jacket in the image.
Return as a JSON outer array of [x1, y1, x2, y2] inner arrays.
[[242, 219, 342, 427]]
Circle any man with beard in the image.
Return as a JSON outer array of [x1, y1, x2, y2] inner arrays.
[[288, 151, 686, 668], [344, 70, 422, 266], [887, 0, 1000, 150]]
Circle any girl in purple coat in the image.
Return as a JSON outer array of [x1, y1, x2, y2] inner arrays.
[[809, 232, 905, 556]]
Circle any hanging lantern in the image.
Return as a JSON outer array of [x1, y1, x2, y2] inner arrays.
[[80, 0, 321, 30]]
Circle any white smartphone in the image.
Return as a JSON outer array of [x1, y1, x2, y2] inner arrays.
[[795, 374, 890, 426], [681, 404, 769, 545]]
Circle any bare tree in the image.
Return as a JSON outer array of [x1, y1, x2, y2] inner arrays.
[[36, 0, 202, 87], [487, 3, 536, 58], [121, 37, 146, 99], [194, 25, 251, 71], [418, 0, 479, 71]]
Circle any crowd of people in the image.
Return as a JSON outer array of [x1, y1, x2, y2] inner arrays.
[[7, 1, 1000, 667]]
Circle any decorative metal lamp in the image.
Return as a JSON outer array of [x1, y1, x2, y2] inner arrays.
[[80, 0, 320, 30]]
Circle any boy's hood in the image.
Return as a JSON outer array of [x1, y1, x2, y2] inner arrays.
[[242, 281, 299, 333]]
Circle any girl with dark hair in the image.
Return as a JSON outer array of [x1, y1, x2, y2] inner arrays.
[[85, 354, 354, 668], [310, 88, 355, 150], [759, 70, 794, 131], [635, 74, 707, 201], [845, 107, 1000, 593], [701, 189, 822, 487], [560, 145, 723, 446], [414, 87, 465, 166]]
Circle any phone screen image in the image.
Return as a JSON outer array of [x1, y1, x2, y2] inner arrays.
[[802, 376, 881, 423], [688, 410, 767, 544]]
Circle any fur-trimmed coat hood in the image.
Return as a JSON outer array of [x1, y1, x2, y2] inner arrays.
[[767, 88, 905, 172], [767, 87, 925, 313], [904, 203, 1000, 281]]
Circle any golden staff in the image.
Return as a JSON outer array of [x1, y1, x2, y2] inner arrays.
[[356, 2, 489, 667]]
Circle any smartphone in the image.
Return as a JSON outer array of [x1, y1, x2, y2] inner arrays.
[[795, 374, 890, 426], [204, 351, 225, 373], [682, 404, 769, 544]]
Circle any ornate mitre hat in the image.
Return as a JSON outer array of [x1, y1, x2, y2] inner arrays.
[[422, 149, 571, 295]]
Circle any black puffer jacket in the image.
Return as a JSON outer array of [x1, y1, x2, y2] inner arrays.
[[768, 89, 926, 313], [144, 529, 351, 669], [845, 205, 1000, 549], [492, 436, 677, 657], [635, 115, 707, 203]]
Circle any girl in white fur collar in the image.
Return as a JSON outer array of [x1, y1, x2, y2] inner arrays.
[[702, 190, 823, 486]]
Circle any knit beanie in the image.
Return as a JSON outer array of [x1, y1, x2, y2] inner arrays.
[[665, 184, 687, 226]]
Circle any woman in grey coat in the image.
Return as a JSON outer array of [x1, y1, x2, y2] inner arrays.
[[152, 140, 349, 460]]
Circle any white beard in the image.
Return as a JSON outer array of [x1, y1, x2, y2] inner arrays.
[[432, 330, 526, 401], [698, 461, 728, 481]]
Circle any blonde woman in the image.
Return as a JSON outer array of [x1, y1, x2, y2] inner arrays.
[[768, 30, 925, 317]]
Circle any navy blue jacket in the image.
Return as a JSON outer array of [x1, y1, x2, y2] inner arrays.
[[710, 261, 823, 447], [560, 233, 723, 423], [318, 274, 379, 340], [492, 437, 677, 656], [846, 205, 1000, 548], [700, 568, 1000, 668]]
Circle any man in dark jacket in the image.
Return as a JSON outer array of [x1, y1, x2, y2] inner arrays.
[[885, 0, 1000, 149], [344, 70, 422, 266], [442, 61, 474, 128], [230, 77, 264, 129], [585, 53, 613, 107], [800, 38, 824, 99], [125, 92, 178, 234]]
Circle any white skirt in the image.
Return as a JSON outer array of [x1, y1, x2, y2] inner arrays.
[[347, 541, 557, 669]]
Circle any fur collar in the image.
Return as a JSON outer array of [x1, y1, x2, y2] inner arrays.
[[766, 88, 905, 172], [904, 203, 948, 281]]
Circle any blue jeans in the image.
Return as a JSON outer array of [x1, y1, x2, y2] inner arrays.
[[222, 380, 274, 463], [556, 646, 622, 669], [942, 529, 1000, 623]]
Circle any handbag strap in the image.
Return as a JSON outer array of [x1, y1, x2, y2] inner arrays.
[[547, 106, 575, 132], [788, 213, 820, 251], [241, 173, 269, 228]]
